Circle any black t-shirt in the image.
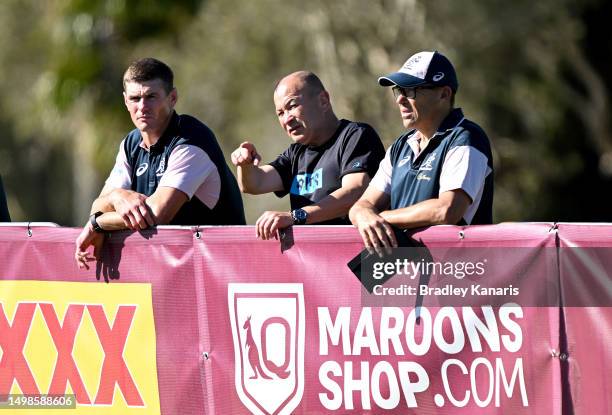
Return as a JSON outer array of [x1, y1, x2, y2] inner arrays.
[[269, 119, 384, 225]]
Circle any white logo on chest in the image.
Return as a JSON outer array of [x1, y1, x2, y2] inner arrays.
[[136, 163, 149, 176]]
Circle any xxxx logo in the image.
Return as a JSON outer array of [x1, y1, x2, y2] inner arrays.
[[228, 284, 305, 415], [0, 280, 160, 414]]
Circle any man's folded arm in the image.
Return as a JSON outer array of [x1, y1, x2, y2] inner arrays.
[[94, 186, 188, 231], [300, 172, 371, 224], [380, 189, 471, 228]]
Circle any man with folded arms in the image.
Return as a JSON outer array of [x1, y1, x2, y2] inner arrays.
[[350, 51, 494, 251], [75, 58, 244, 268]]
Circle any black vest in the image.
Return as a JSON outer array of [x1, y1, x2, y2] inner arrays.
[[122, 113, 245, 225]]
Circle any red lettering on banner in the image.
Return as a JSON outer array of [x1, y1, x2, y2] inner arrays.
[[0, 302, 39, 395], [39, 303, 91, 404], [88, 305, 144, 406]]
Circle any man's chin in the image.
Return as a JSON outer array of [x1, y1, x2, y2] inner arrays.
[[290, 134, 307, 144], [137, 122, 153, 132], [402, 120, 415, 129]]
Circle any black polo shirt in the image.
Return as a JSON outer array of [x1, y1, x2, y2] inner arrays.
[[269, 119, 385, 224]]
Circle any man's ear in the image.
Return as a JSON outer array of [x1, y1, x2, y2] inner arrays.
[[169, 88, 178, 107], [318, 90, 331, 111], [439, 86, 452, 101], [123, 91, 129, 107]]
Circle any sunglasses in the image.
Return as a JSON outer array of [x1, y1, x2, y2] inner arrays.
[[391, 85, 437, 99]]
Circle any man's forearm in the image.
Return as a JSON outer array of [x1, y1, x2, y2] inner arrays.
[[379, 195, 465, 229], [348, 199, 380, 224], [302, 185, 366, 224], [237, 165, 269, 194], [95, 211, 130, 231], [90, 196, 114, 215], [90, 188, 135, 214]]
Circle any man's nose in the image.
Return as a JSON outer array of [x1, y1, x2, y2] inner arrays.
[[282, 111, 295, 125], [137, 98, 147, 111], [396, 94, 408, 105]]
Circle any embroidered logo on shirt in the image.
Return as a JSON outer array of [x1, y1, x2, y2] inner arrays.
[[398, 156, 411, 167], [155, 158, 166, 177], [352, 161, 361, 169], [290, 169, 323, 196], [417, 173, 431, 181], [136, 162, 149, 176], [420, 153, 436, 171]]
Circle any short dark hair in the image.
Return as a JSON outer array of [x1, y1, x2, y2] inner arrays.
[[123, 58, 174, 93]]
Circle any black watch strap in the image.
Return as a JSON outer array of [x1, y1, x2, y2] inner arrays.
[[89, 211, 104, 233]]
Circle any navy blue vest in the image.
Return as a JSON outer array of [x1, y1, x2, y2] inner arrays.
[[122, 112, 245, 225], [388, 108, 493, 225]]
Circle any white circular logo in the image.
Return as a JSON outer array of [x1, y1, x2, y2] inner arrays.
[[136, 163, 149, 176], [432, 72, 445, 82]]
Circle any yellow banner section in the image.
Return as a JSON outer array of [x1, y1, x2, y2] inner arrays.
[[0, 281, 160, 415]]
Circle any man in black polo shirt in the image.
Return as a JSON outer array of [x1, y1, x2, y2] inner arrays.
[[349, 51, 494, 251], [75, 58, 244, 268], [231, 71, 385, 240]]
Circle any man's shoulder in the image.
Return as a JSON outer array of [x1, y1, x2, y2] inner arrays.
[[338, 119, 378, 138], [446, 116, 491, 154], [123, 127, 141, 145], [175, 114, 216, 140]]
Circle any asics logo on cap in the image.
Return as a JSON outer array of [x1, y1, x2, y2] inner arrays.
[[433, 72, 445, 82]]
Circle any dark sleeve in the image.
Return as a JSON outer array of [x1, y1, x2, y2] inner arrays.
[[339, 124, 386, 178], [268, 146, 295, 198], [0, 175, 11, 222]]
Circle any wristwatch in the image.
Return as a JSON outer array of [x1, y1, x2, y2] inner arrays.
[[291, 208, 308, 225], [89, 211, 104, 233]]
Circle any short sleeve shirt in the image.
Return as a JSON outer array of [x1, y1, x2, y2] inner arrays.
[[269, 119, 385, 224], [370, 108, 494, 225], [105, 112, 245, 225]]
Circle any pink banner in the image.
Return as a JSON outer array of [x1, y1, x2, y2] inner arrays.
[[0, 223, 609, 414], [558, 223, 612, 415]]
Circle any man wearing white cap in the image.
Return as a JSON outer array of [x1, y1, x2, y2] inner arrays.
[[349, 51, 493, 250]]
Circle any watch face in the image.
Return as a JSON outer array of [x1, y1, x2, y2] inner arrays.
[[292, 208, 307, 224], [295, 209, 307, 221]]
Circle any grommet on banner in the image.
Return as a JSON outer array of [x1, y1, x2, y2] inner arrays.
[[548, 223, 559, 233], [194, 228, 201, 239], [27, 222, 32, 238], [458, 230, 465, 240], [202, 352, 209, 360], [550, 349, 569, 360]]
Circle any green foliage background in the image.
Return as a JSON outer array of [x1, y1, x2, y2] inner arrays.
[[0, 0, 610, 225]]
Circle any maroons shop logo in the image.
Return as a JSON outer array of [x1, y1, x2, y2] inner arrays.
[[228, 283, 305, 415]]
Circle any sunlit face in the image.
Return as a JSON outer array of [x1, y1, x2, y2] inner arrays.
[[395, 85, 443, 130], [123, 79, 177, 136], [273, 77, 328, 146]]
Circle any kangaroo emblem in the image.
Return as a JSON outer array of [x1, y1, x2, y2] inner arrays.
[[243, 316, 272, 379], [243, 316, 290, 380]]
